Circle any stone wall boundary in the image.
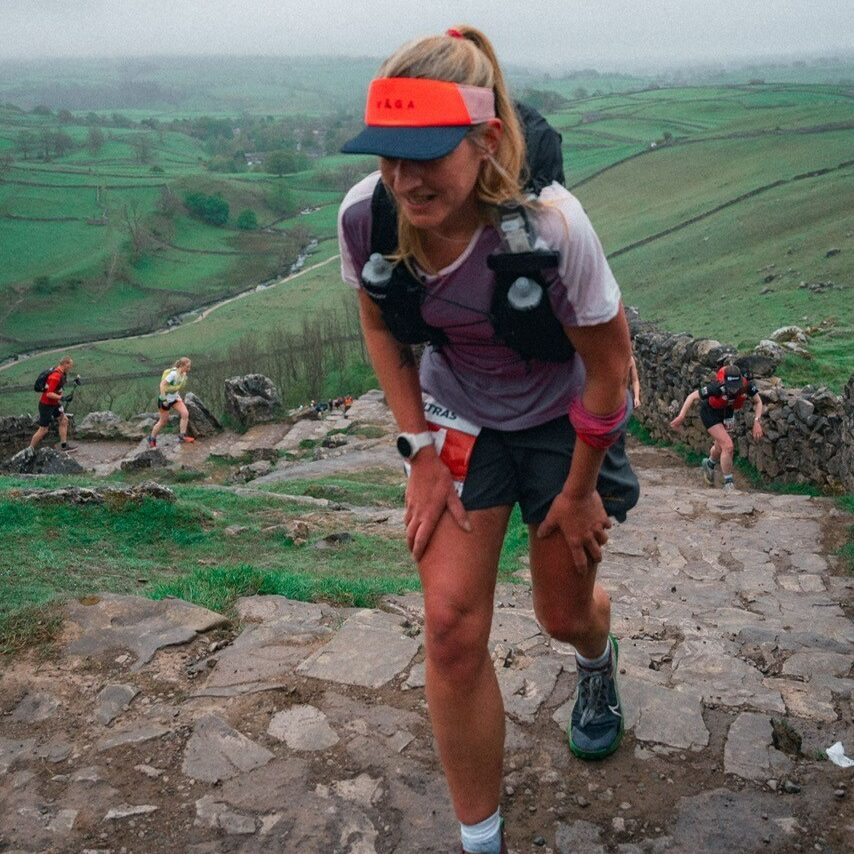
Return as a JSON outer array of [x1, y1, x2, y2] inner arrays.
[[627, 310, 854, 492]]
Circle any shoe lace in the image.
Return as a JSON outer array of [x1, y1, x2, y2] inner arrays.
[[577, 669, 608, 727]]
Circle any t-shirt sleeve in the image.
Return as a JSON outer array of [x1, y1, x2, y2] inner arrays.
[[537, 187, 621, 327], [165, 370, 179, 385], [748, 381, 760, 397], [338, 172, 381, 289]]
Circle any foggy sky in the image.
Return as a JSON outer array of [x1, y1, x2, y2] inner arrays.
[[2, 0, 852, 70]]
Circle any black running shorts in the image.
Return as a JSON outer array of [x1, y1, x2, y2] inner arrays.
[[37, 403, 63, 427], [460, 415, 639, 524], [699, 401, 732, 429]]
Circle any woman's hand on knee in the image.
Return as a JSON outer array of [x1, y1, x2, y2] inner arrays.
[[537, 491, 611, 570], [404, 455, 470, 561]]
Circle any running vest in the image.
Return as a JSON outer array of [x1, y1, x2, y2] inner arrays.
[[362, 103, 575, 364], [706, 367, 749, 410], [161, 368, 187, 395]]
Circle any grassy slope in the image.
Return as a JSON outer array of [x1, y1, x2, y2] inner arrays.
[[0, 469, 529, 648], [550, 84, 854, 389], [0, 78, 852, 415], [0, 106, 354, 352]]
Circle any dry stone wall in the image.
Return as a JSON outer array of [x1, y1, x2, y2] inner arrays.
[[627, 310, 854, 492]]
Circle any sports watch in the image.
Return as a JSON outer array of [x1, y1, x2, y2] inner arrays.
[[396, 431, 433, 459]]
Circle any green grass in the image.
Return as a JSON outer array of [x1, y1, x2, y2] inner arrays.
[[148, 563, 418, 614], [0, 467, 532, 650], [261, 471, 405, 507]]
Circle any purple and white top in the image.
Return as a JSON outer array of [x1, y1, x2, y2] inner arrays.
[[338, 172, 621, 431]]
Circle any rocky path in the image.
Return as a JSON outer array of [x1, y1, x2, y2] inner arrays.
[[1, 412, 852, 852]]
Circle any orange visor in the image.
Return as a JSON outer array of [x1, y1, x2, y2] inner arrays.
[[364, 77, 496, 127], [341, 77, 496, 160]]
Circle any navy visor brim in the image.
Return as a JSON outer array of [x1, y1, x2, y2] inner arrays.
[[340, 125, 470, 161]]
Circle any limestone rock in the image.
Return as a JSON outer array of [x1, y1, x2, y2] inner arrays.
[[12, 481, 175, 506], [267, 705, 339, 751], [184, 392, 221, 438], [76, 411, 147, 440], [182, 714, 273, 783], [120, 448, 168, 472], [224, 374, 281, 427], [1, 447, 84, 475], [0, 414, 37, 442], [64, 593, 228, 667]]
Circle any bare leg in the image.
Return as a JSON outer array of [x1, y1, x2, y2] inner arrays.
[[707, 423, 734, 476], [150, 410, 169, 438], [58, 414, 68, 444], [175, 400, 190, 434], [529, 525, 610, 658], [29, 426, 49, 450], [419, 505, 511, 825]]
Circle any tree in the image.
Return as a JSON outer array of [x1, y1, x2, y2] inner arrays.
[[122, 203, 155, 262], [236, 209, 258, 230], [16, 130, 37, 160], [52, 130, 75, 158], [184, 191, 229, 226], [130, 134, 152, 164], [519, 88, 570, 113], [264, 183, 298, 216], [87, 126, 105, 155], [58, 109, 74, 124], [264, 149, 300, 177]]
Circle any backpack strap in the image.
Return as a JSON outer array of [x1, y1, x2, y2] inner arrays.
[[370, 180, 398, 256]]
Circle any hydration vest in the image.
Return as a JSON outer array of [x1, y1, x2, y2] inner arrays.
[[361, 102, 576, 364], [161, 367, 187, 395], [706, 366, 749, 410]]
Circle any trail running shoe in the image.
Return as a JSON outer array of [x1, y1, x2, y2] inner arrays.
[[60, 443, 78, 453], [147, 435, 157, 449], [177, 434, 195, 443], [701, 457, 715, 486], [722, 480, 737, 494], [569, 634, 624, 760]]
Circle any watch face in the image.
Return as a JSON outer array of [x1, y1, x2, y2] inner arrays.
[[396, 435, 413, 457]]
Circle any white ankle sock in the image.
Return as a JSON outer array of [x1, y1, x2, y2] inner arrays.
[[576, 641, 610, 670], [460, 808, 501, 854]]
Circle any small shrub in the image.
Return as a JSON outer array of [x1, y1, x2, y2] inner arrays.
[[236, 208, 258, 230]]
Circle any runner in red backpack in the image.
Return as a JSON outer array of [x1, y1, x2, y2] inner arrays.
[[25, 355, 77, 457], [670, 364, 763, 493]]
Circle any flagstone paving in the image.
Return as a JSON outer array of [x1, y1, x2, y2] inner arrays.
[[0, 406, 852, 852]]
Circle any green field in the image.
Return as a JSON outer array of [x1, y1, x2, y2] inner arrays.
[[0, 61, 852, 418], [0, 467, 530, 650]]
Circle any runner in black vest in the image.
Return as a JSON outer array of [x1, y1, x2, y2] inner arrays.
[[670, 364, 763, 492]]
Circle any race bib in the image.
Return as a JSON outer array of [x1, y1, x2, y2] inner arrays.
[[723, 415, 735, 432], [404, 396, 481, 496]]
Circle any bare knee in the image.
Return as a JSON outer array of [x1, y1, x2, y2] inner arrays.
[[425, 603, 490, 686]]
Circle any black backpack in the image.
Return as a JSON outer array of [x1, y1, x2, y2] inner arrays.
[[365, 102, 575, 363], [34, 368, 54, 392]]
